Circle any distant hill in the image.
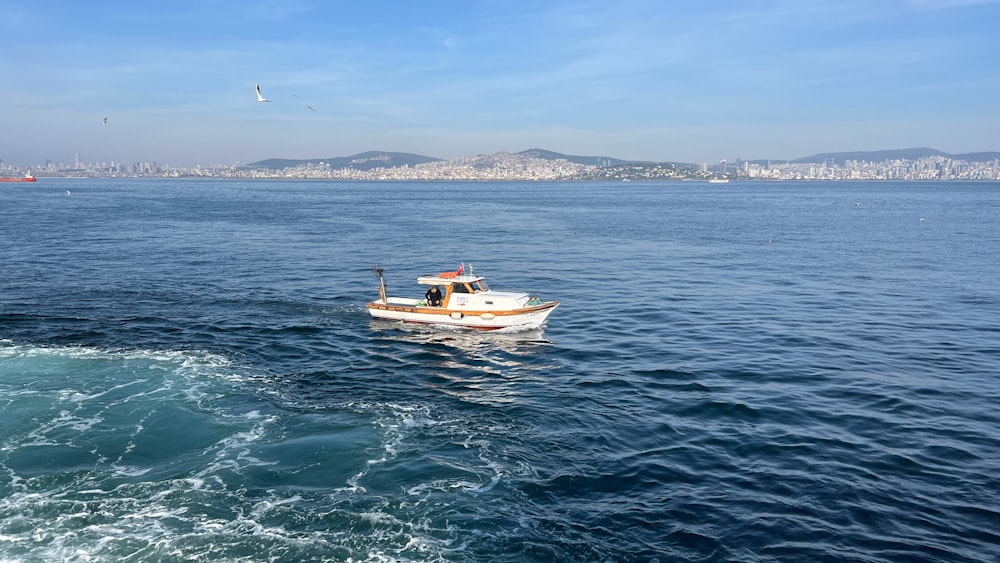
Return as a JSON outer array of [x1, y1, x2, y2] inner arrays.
[[792, 147, 1000, 165], [248, 147, 999, 172], [515, 148, 630, 167], [249, 151, 442, 171], [515, 148, 699, 168], [947, 151, 1000, 162], [250, 148, 648, 171]]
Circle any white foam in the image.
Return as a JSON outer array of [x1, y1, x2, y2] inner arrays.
[[110, 464, 151, 477], [0, 345, 494, 561]]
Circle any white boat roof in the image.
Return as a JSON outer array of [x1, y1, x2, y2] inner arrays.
[[416, 274, 485, 285]]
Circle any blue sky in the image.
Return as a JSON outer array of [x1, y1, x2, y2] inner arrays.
[[2, 0, 998, 167]]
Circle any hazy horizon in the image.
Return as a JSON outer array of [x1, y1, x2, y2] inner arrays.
[[3, 1, 999, 168]]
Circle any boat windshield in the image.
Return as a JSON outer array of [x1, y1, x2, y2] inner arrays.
[[451, 280, 491, 293]]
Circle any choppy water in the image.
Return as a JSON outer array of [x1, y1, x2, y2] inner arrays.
[[1, 179, 999, 562]]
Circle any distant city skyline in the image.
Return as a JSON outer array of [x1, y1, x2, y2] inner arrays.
[[3, 1, 999, 167], [10, 148, 999, 183]]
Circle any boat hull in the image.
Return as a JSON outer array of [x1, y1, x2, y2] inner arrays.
[[367, 300, 559, 330], [0, 177, 36, 182]]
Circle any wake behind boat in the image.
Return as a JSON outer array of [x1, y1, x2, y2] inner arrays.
[[368, 263, 559, 330]]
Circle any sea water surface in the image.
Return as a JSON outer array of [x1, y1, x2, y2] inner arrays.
[[1, 179, 998, 562]]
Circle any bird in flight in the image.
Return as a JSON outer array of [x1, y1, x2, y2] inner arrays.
[[256, 83, 270, 102], [293, 94, 317, 113], [103, 116, 108, 124]]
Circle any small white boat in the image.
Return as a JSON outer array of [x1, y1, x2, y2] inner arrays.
[[367, 263, 559, 330]]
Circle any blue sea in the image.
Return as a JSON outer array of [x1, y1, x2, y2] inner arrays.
[[1, 179, 998, 562]]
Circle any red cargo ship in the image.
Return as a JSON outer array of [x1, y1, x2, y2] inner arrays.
[[0, 173, 36, 182]]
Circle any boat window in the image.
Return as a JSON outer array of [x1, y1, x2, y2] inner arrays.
[[475, 280, 489, 292], [451, 283, 471, 294]]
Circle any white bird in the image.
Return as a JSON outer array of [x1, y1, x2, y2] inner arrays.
[[854, 201, 860, 207], [256, 83, 270, 102]]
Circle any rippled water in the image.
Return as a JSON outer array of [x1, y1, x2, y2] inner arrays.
[[1, 179, 999, 561]]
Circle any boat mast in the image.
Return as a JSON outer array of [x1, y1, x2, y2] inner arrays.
[[372, 264, 387, 303]]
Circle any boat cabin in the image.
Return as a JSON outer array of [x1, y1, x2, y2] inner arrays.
[[415, 274, 535, 311]]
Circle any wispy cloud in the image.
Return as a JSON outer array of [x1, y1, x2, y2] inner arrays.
[[242, 0, 318, 22], [906, 0, 1000, 8], [2, 0, 997, 165], [421, 27, 457, 50]]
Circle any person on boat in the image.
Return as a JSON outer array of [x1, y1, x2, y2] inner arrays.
[[424, 285, 443, 307]]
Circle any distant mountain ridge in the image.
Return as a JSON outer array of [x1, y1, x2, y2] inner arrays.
[[248, 147, 1000, 170], [514, 148, 629, 167], [790, 147, 1000, 165], [249, 151, 441, 171]]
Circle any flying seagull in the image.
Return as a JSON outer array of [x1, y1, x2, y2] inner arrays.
[[256, 83, 270, 102], [103, 116, 108, 124], [294, 93, 317, 112]]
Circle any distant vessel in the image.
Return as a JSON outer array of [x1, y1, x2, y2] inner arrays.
[[708, 177, 730, 184], [0, 173, 36, 182]]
